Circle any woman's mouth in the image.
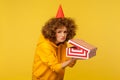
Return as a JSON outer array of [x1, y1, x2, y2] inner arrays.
[[60, 37, 65, 40]]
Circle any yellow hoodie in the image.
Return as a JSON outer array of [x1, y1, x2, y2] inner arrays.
[[32, 34, 76, 80]]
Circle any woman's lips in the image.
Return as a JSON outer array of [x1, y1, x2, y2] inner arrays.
[[60, 37, 65, 40]]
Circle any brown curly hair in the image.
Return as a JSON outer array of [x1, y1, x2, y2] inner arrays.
[[42, 17, 77, 42]]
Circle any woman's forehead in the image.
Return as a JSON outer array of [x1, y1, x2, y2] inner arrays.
[[56, 26, 67, 31], [57, 26, 66, 29]]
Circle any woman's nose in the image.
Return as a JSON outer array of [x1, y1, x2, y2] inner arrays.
[[61, 33, 65, 36]]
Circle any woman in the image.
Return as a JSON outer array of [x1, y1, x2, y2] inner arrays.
[[32, 17, 77, 80]]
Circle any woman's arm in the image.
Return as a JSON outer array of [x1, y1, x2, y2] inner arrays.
[[36, 45, 65, 73]]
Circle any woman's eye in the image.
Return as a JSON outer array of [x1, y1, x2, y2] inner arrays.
[[64, 31, 67, 33], [57, 31, 61, 33]]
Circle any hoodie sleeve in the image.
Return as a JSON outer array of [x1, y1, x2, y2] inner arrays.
[[36, 43, 63, 73]]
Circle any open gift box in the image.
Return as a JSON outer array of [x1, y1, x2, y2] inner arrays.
[[66, 39, 97, 59]]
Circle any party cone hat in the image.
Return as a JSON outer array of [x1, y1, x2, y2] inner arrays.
[[56, 5, 64, 18]]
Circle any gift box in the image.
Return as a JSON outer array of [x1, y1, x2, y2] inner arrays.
[[66, 39, 97, 59]]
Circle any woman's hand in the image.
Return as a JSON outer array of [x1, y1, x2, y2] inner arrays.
[[61, 57, 78, 69]]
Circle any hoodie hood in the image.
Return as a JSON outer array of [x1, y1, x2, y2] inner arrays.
[[37, 34, 58, 48]]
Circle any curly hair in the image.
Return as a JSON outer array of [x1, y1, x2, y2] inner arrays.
[[42, 17, 77, 42]]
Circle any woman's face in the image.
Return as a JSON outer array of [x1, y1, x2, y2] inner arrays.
[[55, 26, 67, 44]]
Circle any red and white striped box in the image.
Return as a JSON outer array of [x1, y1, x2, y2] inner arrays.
[[66, 39, 97, 59]]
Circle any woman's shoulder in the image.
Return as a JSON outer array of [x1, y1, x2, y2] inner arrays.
[[36, 34, 55, 49]]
